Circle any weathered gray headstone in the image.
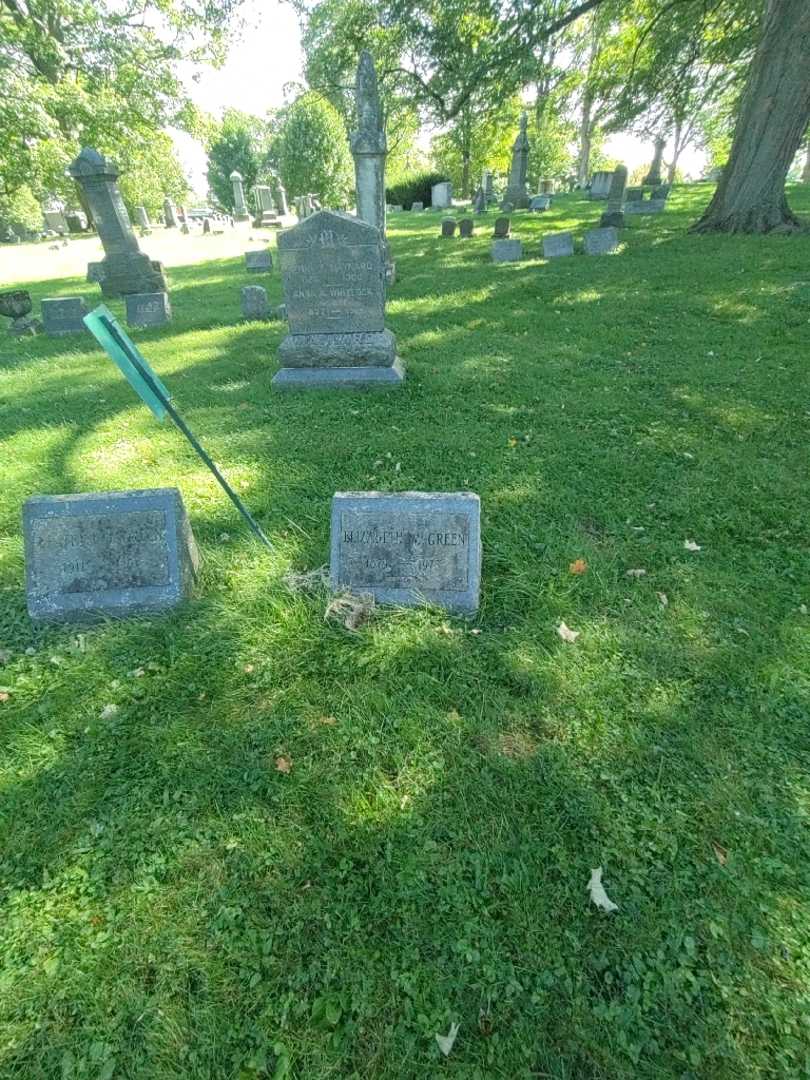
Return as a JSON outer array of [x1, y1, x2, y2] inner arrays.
[[86, 262, 104, 284], [472, 187, 486, 213], [241, 285, 269, 319], [66, 211, 88, 233], [492, 238, 522, 263], [41, 297, 89, 336], [589, 171, 612, 199], [493, 216, 511, 238], [330, 491, 481, 612], [542, 232, 574, 258], [230, 170, 250, 221], [135, 206, 150, 228], [540, 179, 554, 194], [501, 201, 514, 214], [351, 50, 387, 241], [245, 249, 272, 272], [626, 187, 644, 202], [441, 218, 457, 238], [43, 210, 68, 234], [503, 112, 531, 209], [125, 291, 171, 327], [163, 198, 180, 228], [458, 219, 474, 238], [411, 201, 424, 212], [600, 164, 628, 228], [583, 226, 620, 255], [432, 181, 452, 209], [69, 148, 167, 298], [253, 185, 279, 227], [274, 210, 403, 389], [482, 169, 494, 203], [529, 195, 550, 211], [23, 488, 200, 623]]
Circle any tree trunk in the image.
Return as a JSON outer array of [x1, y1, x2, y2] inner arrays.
[[577, 87, 593, 186], [461, 151, 470, 199], [666, 120, 683, 184], [803, 143, 810, 183], [691, 0, 810, 233]]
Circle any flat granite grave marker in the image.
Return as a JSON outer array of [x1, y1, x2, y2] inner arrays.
[[441, 218, 457, 238], [242, 285, 269, 319], [459, 219, 474, 238], [583, 226, 620, 255], [432, 181, 452, 209], [274, 209, 403, 389], [125, 292, 171, 327], [411, 201, 424, 212], [492, 238, 522, 263], [41, 297, 89, 336], [331, 491, 481, 612], [543, 232, 574, 258], [529, 195, 550, 211], [23, 488, 200, 623], [245, 249, 272, 272]]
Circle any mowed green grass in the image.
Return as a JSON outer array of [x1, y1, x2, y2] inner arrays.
[[1, 184, 809, 1079]]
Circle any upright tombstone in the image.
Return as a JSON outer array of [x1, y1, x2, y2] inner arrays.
[[230, 170, 250, 222], [493, 216, 511, 238], [351, 51, 392, 281], [600, 165, 628, 228], [432, 181, 453, 209], [503, 113, 531, 210], [273, 209, 403, 389], [41, 297, 89, 336], [242, 285, 269, 320], [23, 488, 200, 623], [441, 218, 457, 238], [482, 169, 494, 204], [331, 492, 481, 612], [583, 226, 620, 255], [125, 292, 171, 327], [275, 180, 289, 216], [68, 148, 167, 298], [244, 249, 273, 272], [539, 179, 554, 194], [529, 195, 550, 211], [492, 239, 522, 263], [163, 198, 180, 228], [589, 171, 612, 199], [459, 219, 474, 238], [472, 187, 487, 214], [542, 232, 574, 258], [411, 201, 424, 212], [253, 186, 279, 227], [135, 206, 150, 228], [65, 211, 88, 233], [642, 136, 666, 187], [86, 262, 104, 284]]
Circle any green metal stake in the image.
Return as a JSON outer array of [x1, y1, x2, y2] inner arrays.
[[84, 305, 273, 551]]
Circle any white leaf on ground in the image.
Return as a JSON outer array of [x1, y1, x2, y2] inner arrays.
[[435, 1022, 460, 1056], [100, 704, 119, 721], [626, 569, 646, 578], [588, 867, 619, 913], [657, 592, 668, 607], [683, 540, 701, 552], [557, 621, 579, 643]]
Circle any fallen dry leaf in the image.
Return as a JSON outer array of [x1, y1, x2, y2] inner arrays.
[[243, 663, 255, 674], [435, 1022, 460, 1057], [569, 559, 588, 575], [100, 704, 119, 721], [589, 867, 619, 913], [712, 841, 728, 866], [657, 592, 669, 607], [684, 540, 701, 552], [275, 756, 292, 774], [470, 628, 482, 636], [626, 568, 646, 578], [0, 692, 9, 703], [557, 621, 580, 643], [319, 715, 337, 726]]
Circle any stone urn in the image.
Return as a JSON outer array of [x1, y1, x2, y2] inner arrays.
[[0, 289, 42, 335]]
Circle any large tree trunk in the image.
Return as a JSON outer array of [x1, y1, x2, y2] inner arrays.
[[577, 87, 593, 186], [691, 0, 810, 234]]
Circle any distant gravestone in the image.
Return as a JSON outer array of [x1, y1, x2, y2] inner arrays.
[[230, 170, 250, 222], [441, 218, 457, 238], [600, 165, 628, 228], [493, 216, 511, 238], [589, 171, 612, 199], [245, 249, 272, 272], [458, 219, 474, 238], [501, 201, 514, 214], [543, 232, 574, 258], [529, 195, 550, 211], [482, 170, 494, 203], [41, 297, 89, 336], [540, 179, 554, 194], [68, 148, 167, 298], [492, 239, 522, 263], [23, 488, 200, 623], [135, 206, 150, 228], [65, 212, 88, 234], [583, 226, 620, 255], [274, 209, 403, 389], [472, 187, 486, 213], [432, 181, 452, 209], [86, 262, 104, 284], [241, 285, 268, 320], [163, 198, 180, 228], [125, 291, 171, 327], [330, 491, 481, 612], [411, 201, 424, 212], [503, 112, 531, 209], [43, 210, 68, 234], [626, 187, 644, 202]]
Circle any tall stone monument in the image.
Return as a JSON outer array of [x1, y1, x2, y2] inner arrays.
[[350, 50, 393, 281], [253, 186, 279, 227], [68, 148, 167, 299], [600, 165, 628, 228], [273, 210, 403, 389], [642, 136, 666, 187], [502, 113, 531, 210], [163, 198, 180, 228], [230, 170, 250, 221]]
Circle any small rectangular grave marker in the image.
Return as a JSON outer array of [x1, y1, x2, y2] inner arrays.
[[241, 285, 268, 319], [583, 227, 619, 255], [458, 219, 474, 238], [441, 218, 457, 238], [411, 201, 424, 211], [23, 488, 200, 623], [41, 297, 89, 336], [543, 232, 574, 258], [125, 292, 171, 328], [492, 239, 522, 263], [331, 492, 481, 611], [245, 249, 273, 272]]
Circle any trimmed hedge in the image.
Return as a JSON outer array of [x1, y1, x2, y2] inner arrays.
[[385, 171, 447, 210]]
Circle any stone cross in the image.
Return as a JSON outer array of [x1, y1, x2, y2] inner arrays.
[[503, 113, 531, 209], [600, 165, 628, 228], [68, 148, 167, 298], [230, 170, 250, 221]]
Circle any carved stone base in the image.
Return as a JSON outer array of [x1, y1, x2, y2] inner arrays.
[[97, 253, 168, 298], [272, 358, 405, 390], [278, 329, 397, 369]]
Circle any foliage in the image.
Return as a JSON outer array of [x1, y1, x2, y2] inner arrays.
[[431, 100, 520, 197], [276, 93, 354, 207], [0, 185, 42, 236], [2, 184, 810, 1076], [527, 109, 577, 185], [385, 170, 446, 208], [206, 110, 271, 212]]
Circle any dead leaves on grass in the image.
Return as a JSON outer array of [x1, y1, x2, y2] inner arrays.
[[588, 867, 619, 913], [325, 592, 375, 632], [557, 621, 580, 643]]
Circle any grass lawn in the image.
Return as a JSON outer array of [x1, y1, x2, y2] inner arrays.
[[1, 184, 809, 1078]]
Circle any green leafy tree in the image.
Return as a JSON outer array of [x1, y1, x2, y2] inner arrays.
[[206, 109, 270, 211], [276, 93, 354, 207]]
